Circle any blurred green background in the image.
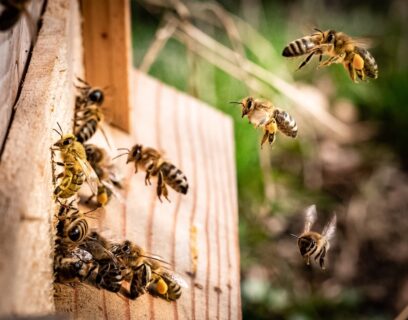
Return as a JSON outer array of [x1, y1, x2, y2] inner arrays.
[[130, 0, 408, 319]]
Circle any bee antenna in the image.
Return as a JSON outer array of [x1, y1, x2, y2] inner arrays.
[[56, 122, 63, 135], [290, 233, 300, 239], [83, 207, 99, 215], [117, 148, 130, 151], [53, 128, 62, 138], [229, 101, 242, 105], [314, 27, 323, 34], [112, 153, 129, 160]]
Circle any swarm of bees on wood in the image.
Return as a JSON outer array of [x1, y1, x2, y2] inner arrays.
[[50, 23, 378, 308], [51, 78, 189, 302]]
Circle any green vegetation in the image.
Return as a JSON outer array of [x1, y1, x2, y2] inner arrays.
[[131, 1, 408, 319]]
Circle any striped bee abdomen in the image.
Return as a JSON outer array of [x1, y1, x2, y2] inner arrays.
[[282, 37, 316, 57], [75, 119, 98, 143], [274, 109, 298, 138], [160, 162, 189, 194], [355, 46, 378, 79]]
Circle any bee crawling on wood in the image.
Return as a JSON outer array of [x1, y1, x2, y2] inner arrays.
[[114, 144, 189, 202], [74, 77, 111, 145], [51, 123, 99, 201], [282, 29, 378, 82], [230, 96, 298, 148], [54, 199, 90, 249], [84, 143, 123, 207], [291, 205, 337, 270], [111, 240, 188, 301]]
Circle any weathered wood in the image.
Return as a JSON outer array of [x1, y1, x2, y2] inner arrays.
[[0, 0, 45, 153], [0, 0, 83, 316], [81, 0, 132, 133], [54, 70, 242, 320]]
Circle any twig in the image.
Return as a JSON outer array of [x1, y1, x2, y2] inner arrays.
[[139, 14, 179, 73]]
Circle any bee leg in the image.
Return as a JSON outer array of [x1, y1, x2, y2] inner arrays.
[[268, 132, 276, 145], [157, 171, 170, 202], [145, 171, 152, 186], [346, 63, 357, 83], [260, 130, 269, 148], [317, 247, 326, 270], [297, 52, 315, 70]]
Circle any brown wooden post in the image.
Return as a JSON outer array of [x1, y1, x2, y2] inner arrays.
[[81, 0, 132, 133]]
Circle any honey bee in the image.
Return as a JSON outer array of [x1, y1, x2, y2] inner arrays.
[[54, 247, 97, 283], [51, 124, 99, 200], [114, 145, 188, 202], [79, 232, 124, 293], [147, 271, 187, 301], [74, 78, 108, 144], [291, 205, 337, 270], [0, 0, 30, 31], [55, 200, 89, 248], [84, 144, 122, 207], [111, 240, 187, 300], [282, 29, 378, 82], [230, 97, 298, 148]]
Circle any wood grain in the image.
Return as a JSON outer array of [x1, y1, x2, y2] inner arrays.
[[81, 0, 132, 133], [0, 0, 83, 316], [0, 0, 45, 153], [54, 70, 242, 320]]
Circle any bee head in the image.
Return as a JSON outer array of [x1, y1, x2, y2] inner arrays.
[[325, 30, 337, 44], [241, 96, 254, 117], [54, 134, 76, 149], [88, 89, 104, 105], [229, 97, 253, 118], [298, 236, 316, 256], [127, 144, 143, 163]]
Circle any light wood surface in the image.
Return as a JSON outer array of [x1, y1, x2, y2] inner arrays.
[[81, 0, 132, 133], [0, 0, 45, 153], [0, 0, 83, 316], [54, 70, 242, 320]]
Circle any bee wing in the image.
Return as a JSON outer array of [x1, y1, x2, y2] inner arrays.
[[304, 205, 317, 232], [162, 271, 189, 289], [101, 180, 125, 203], [75, 155, 100, 195], [322, 214, 337, 241], [350, 37, 373, 49]]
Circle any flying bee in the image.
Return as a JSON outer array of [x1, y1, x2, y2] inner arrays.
[[84, 144, 123, 207], [51, 123, 99, 200], [114, 144, 188, 202], [282, 29, 378, 82], [230, 97, 298, 148], [291, 205, 337, 270], [0, 0, 31, 31]]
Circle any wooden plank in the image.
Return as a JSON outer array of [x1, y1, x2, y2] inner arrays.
[[0, 0, 45, 153], [81, 0, 132, 133], [54, 70, 242, 319], [0, 0, 83, 316]]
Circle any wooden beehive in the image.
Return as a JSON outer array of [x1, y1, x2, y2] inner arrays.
[[0, 0, 241, 319]]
